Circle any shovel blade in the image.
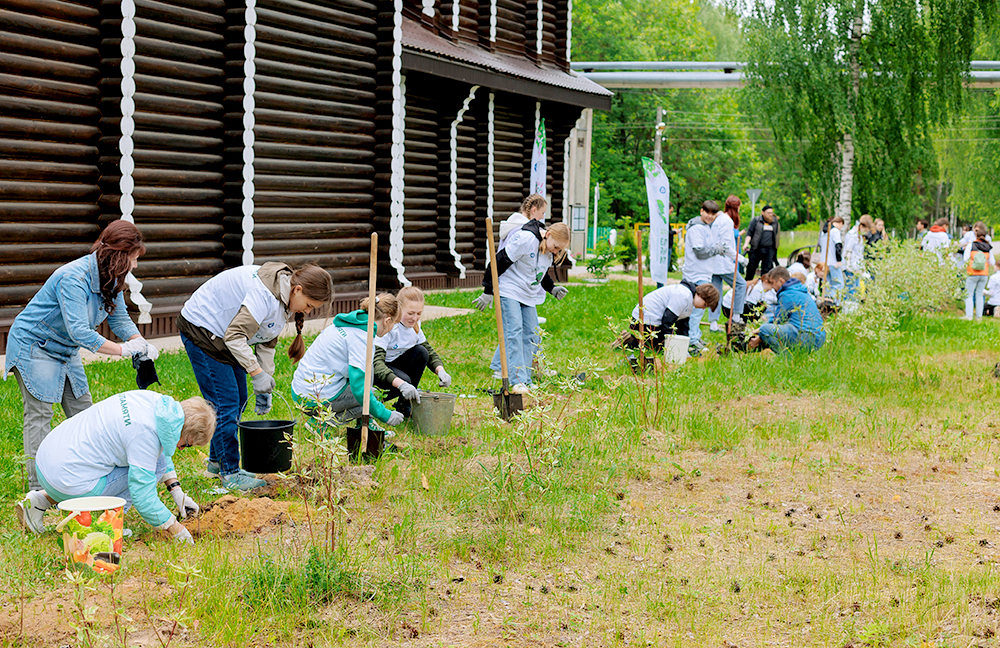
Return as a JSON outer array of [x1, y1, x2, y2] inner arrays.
[[493, 391, 524, 421]]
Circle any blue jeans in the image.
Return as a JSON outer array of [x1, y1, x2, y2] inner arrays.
[[825, 266, 844, 299], [38, 455, 167, 512], [759, 322, 826, 353], [708, 271, 747, 323], [492, 297, 538, 386], [181, 333, 248, 476], [844, 271, 860, 299], [966, 275, 988, 318]]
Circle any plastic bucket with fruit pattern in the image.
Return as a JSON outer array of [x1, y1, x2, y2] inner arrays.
[[56, 496, 125, 574]]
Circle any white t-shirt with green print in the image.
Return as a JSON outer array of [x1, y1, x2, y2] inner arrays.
[[498, 229, 552, 306]]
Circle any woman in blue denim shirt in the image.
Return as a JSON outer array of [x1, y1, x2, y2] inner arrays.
[[4, 221, 159, 491]]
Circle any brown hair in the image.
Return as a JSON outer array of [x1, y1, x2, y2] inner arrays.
[[180, 397, 216, 447], [974, 221, 989, 239], [397, 285, 425, 305], [695, 283, 719, 311], [288, 265, 334, 363], [858, 214, 874, 233], [541, 222, 571, 264], [796, 250, 812, 268], [933, 217, 949, 228], [91, 220, 145, 315], [701, 200, 719, 214], [520, 194, 547, 216], [723, 195, 741, 228], [360, 292, 400, 334], [763, 266, 791, 284]]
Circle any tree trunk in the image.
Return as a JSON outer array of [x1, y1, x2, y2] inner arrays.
[[835, 10, 864, 223]]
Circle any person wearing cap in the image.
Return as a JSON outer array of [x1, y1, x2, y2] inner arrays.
[[15, 391, 215, 544]]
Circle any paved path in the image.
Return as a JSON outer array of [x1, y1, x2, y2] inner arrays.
[[0, 304, 475, 368]]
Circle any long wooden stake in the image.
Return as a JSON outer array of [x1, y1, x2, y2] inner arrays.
[[820, 218, 833, 298], [635, 224, 645, 372], [486, 217, 510, 394], [360, 233, 377, 454], [727, 230, 741, 338]]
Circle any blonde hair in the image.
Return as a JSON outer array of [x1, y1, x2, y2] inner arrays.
[[396, 286, 425, 334], [520, 194, 547, 216], [360, 293, 400, 332], [180, 397, 216, 447], [540, 222, 571, 264]]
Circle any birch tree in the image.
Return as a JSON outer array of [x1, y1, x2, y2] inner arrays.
[[742, 0, 996, 228]]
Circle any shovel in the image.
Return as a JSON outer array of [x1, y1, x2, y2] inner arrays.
[[360, 232, 378, 457], [485, 216, 523, 420]]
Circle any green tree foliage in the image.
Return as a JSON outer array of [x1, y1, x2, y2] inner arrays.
[[741, 0, 997, 230], [574, 0, 771, 227]]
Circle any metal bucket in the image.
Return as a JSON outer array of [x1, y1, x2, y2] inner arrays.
[[409, 391, 457, 435]]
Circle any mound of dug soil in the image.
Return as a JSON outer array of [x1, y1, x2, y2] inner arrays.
[[190, 495, 291, 536]]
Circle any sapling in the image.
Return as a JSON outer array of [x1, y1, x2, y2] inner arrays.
[[65, 568, 98, 648]]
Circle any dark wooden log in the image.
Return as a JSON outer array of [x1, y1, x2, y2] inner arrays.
[[251, 41, 375, 76], [132, 74, 221, 100], [133, 18, 224, 47], [0, 94, 100, 122], [222, 237, 371, 255], [137, 223, 223, 239], [252, 91, 375, 121], [0, 8, 99, 41], [131, 131, 224, 151], [134, 0, 226, 31], [257, 0, 376, 31], [237, 175, 374, 192], [129, 186, 224, 203], [0, 116, 99, 142], [0, 222, 99, 243], [254, 9, 375, 48], [252, 74, 374, 105], [0, 138, 98, 161], [249, 191, 373, 208], [0, 51, 99, 83], [252, 125, 374, 149], [134, 55, 221, 83], [253, 24, 373, 60], [131, 35, 224, 65], [250, 56, 371, 89], [0, 243, 93, 264], [0, 181, 100, 201], [4, 0, 98, 23], [245, 207, 375, 222], [0, 159, 98, 182], [232, 158, 371, 177], [251, 141, 375, 163], [0, 29, 97, 62], [0, 202, 100, 221]]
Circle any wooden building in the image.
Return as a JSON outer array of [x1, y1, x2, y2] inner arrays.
[[0, 0, 611, 352]]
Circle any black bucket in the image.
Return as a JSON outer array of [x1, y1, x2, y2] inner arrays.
[[239, 420, 294, 473]]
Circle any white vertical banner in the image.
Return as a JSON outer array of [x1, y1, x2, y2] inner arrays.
[[641, 156, 670, 285], [529, 112, 546, 197]]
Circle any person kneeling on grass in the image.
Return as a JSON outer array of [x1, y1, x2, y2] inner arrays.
[[619, 282, 719, 353], [16, 391, 216, 545], [291, 294, 406, 438], [749, 267, 826, 353], [373, 286, 452, 419]]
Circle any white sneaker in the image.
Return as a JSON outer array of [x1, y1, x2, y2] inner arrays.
[[15, 491, 48, 534], [537, 316, 547, 325], [709, 322, 720, 332], [510, 383, 532, 394], [492, 371, 503, 380]]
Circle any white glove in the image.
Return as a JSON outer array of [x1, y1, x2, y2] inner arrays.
[[120, 337, 151, 358], [172, 525, 194, 545], [551, 286, 568, 300], [738, 254, 749, 266], [472, 294, 492, 311], [251, 371, 275, 395], [387, 411, 404, 426], [144, 341, 159, 361], [398, 381, 421, 403], [170, 486, 200, 520], [436, 368, 452, 388]]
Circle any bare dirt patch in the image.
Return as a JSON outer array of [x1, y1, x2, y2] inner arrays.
[[189, 494, 291, 536]]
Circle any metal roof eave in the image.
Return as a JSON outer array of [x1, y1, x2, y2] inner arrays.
[[401, 50, 613, 111]]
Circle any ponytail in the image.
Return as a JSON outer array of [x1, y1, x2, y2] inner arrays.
[[288, 311, 306, 363]]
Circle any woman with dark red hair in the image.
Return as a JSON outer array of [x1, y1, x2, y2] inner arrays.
[[4, 220, 159, 492]]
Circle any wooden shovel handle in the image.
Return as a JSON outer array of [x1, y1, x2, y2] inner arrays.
[[486, 217, 510, 391], [361, 232, 377, 452]]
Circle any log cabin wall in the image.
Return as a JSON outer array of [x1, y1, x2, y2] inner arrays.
[[435, 80, 478, 275], [224, 0, 378, 296], [0, 0, 103, 323], [99, 0, 228, 324]]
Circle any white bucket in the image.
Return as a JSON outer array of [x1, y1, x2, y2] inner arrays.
[[663, 335, 689, 364]]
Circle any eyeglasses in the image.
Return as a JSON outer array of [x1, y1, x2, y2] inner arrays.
[[177, 440, 192, 449]]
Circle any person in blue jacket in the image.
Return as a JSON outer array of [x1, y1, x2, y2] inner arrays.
[[3, 221, 159, 491], [750, 267, 826, 352]]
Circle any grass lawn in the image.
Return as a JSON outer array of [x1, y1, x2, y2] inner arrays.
[[3, 278, 1000, 647]]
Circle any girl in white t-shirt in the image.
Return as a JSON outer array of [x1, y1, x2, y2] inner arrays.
[[372, 287, 451, 418], [292, 294, 405, 433], [480, 221, 571, 392], [177, 264, 333, 491]]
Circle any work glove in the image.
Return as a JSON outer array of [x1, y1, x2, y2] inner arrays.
[[120, 337, 157, 359], [255, 392, 272, 416], [436, 368, 452, 388], [551, 286, 569, 300], [251, 371, 275, 395], [170, 487, 200, 520], [387, 411, 405, 426], [472, 293, 492, 311], [398, 381, 421, 403], [172, 525, 194, 545]]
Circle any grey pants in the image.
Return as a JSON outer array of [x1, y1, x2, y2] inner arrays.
[[13, 367, 92, 490], [302, 389, 365, 435]]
